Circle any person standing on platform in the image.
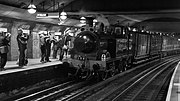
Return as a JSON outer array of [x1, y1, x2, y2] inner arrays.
[[62, 34, 71, 58], [0, 32, 11, 71], [52, 38, 59, 59], [23, 33, 29, 65], [39, 33, 47, 63], [17, 29, 29, 67], [57, 37, 64, 61], [44, 34, 52, 62]]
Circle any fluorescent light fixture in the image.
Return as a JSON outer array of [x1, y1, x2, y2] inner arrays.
[[80, 17, 86, 23], [28, 4, 36, 14], [60, 11, 67, 20]]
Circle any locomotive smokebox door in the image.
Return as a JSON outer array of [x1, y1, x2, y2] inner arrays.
[[74, 31, 99, 54]]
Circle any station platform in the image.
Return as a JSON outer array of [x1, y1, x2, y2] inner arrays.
[[0, 58, 62, 75], [166, 62, 180, 101], [0, 57, 69, 100]]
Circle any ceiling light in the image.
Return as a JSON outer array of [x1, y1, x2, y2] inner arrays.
[[60, 11, 67, 20], [59, 3, 67, 20], [80, 17, 86, 23], [27, 1, 36, 14]]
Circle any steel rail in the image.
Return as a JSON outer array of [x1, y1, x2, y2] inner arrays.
[[61, 57, 180, 101], [112, 59, 179, 101], [95, 58, 178, 101], [14, 80, 81, 101], [13, 55, 180, 101]]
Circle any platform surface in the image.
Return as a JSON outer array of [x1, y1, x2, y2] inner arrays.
[[166, 62, 180, 101], [0, 58, 63, 75]]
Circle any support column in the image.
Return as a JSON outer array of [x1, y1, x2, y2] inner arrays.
[[10, 21, 26, 60], [32, 31, 40, 58]]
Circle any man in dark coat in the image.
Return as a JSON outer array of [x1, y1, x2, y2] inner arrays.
[[39, 33, 47, 63], [52, 38, 59, 59], [57, 37, 64, 61], [62, 34, 71, 58], [44, 36, 52, 62], [0, 32, 11, 71], [17, 29, 29, 67]]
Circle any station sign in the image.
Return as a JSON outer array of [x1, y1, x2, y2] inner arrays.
[[36, 13, 59, 18]]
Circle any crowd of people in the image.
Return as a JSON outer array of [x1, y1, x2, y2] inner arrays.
[[0, 29, 71, 71], [39, 33, 70, 63]]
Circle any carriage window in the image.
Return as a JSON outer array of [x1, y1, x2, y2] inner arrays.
[[151, 35, 161, 53], [137, 34, 148, 56]]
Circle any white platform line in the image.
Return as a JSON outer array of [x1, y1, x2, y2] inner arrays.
[[166, 62, 180, 101]]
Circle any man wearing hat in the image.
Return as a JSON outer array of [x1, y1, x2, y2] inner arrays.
[[17, 29, 29, 67], [39, 33, 47, 63]]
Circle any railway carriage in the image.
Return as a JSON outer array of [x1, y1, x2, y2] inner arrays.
[[161, 35, 180, 57]]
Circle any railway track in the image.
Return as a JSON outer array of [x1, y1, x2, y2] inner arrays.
[[83, 58, 179, 101], [109, 59, 177, 101], [11, 56, 179, 101], [61, 57, 178, 101], [13, 79, 96, 101]]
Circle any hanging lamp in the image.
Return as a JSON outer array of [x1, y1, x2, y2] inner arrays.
[[27, 0, 36, 14], [59, 3, 67, 20]]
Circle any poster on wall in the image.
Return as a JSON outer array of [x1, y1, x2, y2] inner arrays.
[[38, 31, 48, 35], [0, 28, 7, 32]]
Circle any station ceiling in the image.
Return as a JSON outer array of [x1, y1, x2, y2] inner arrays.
[[0, 0, 180, 33]]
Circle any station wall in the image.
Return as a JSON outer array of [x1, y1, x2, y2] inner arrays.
[[0, 16, 67, 61]]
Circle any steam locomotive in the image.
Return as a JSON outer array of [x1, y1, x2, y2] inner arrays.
[[63, 25, 180, 80]]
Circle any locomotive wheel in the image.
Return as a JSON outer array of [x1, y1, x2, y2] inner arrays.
[[99, 71, 108, 80], [109, 66, 116, 77], [118, 63, 123, 73], [75, 69, 89, 80], [127, 58, 132, 68], [122, 61, 128, 71], [81, 70, 91, 80]]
